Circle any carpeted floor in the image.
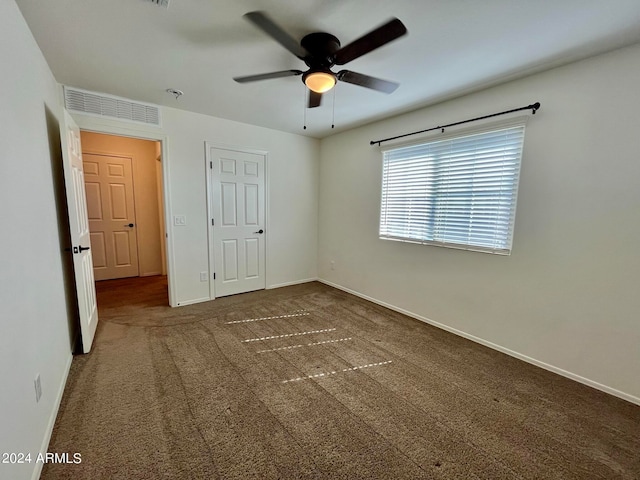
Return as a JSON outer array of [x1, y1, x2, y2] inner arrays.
[[42, 276, 640, 479]]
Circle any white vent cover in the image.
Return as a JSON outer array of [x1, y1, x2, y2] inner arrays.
[[64, 87, 161, 127]]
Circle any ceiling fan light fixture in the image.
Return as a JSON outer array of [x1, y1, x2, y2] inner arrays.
[[304, 71, 336, 93]]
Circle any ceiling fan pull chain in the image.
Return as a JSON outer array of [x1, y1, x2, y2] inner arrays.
[[303, 86, 307, 130], [331, 87, 336, 129]]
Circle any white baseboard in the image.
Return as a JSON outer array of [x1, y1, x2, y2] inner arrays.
[[318, 278, 640, 406], [31, 352, 73, 480], [178, 280, 318, 306], [267, 277, 318, 290], [175, 296, 210, 307]]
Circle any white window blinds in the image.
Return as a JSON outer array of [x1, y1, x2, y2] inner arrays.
[[380, 123, 526, 254]]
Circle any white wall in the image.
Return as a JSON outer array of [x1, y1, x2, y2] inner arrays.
[[76, 105, 320, 306], [164, 107, 320, 302], [0, 2, 74, 480], [318, 43, 640, 403]]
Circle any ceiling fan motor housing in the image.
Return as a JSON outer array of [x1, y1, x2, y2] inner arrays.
[[301, 32, 341, 68]]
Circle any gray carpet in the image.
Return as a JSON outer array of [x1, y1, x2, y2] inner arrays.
[[42, 276, 640, 479]]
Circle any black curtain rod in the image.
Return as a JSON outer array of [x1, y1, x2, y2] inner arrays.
[[370, 102, 541, 146]]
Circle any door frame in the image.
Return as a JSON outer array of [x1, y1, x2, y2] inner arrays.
[[205, 142, 269, 300], [71, 116, 176, 306]]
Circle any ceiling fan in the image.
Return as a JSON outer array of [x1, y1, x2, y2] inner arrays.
[[233, 11, 408, 108]]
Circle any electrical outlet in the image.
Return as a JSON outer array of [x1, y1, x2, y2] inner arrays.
[[34, 374, 42, 403], [173, 215, 186, 226], [330, 260, 335, 271], [200, 271, 208, 282]]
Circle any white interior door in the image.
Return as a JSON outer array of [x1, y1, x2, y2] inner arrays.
[[60, 110, 98, 353], [83, 153, 139, 281], [209, 147, 266, 297]]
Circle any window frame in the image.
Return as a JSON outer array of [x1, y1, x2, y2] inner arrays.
[[378, 117, 527, 255]]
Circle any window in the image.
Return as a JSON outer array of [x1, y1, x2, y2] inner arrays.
[[379, 122, 526, 255]]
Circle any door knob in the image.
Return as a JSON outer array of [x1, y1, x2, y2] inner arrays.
[[253, 229, 264, 234], [78, 245, 91, 252], [124, 223, 135, 228]]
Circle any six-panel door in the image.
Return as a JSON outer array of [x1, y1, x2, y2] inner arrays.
[[210, 147, 266, 297], [83, 153, 139, 281]]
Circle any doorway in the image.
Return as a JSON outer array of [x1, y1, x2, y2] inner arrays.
[[80, 131, 168, 303]]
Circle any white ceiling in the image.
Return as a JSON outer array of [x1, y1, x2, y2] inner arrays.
[[15, 0, 640, 138]]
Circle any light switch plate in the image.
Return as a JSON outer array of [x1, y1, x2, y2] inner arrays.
[[174, 215, 186, 226]]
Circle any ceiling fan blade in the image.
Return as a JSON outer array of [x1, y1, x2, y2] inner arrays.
[[244, 11, 308, 59], [334, 18, 407, 65], [308, 91, 322, 108], [337, 70, 399, 93], [234, 70, 303, 83]]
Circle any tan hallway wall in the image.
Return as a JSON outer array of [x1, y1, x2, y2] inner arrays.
[[80, 131, 164, 277]]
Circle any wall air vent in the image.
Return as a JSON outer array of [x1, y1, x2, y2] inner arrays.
[[64, 87, 161, 127]]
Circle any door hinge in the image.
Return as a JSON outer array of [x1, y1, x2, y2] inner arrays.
[[213, 273, 216, 280], [211, 218, 214, 226], [210, 161, 212, 169]]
